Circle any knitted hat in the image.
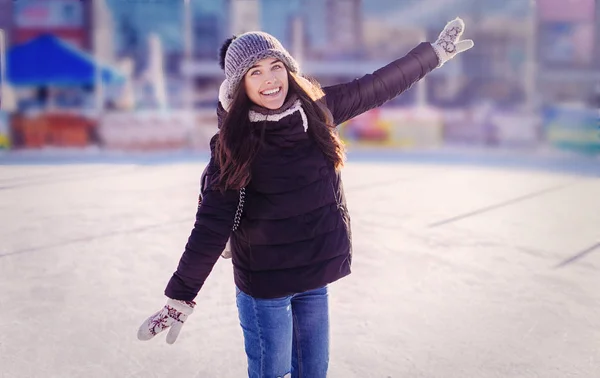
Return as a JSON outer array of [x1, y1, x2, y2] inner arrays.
[[219, 31, 300, 103]]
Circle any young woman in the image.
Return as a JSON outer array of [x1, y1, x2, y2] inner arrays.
[[138, 18, 474, 378]]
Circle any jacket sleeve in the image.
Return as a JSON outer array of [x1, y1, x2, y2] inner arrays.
[[164, 134, 239, 301], [322, 42, 440, 125]]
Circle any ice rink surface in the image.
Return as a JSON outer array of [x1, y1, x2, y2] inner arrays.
[[1, 151, 599, 377]]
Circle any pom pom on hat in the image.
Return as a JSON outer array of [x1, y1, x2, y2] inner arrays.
[[218, 36, 237, 71]]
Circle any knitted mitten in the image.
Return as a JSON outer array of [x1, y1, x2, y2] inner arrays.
[[431, 17, 474, 67], [137, 298, 196, 344]]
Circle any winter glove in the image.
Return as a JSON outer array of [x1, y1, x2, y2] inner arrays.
[[431, 17, 474, 67], [137, 298, 196, 344]]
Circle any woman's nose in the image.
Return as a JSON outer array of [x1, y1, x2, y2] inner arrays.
[[265, 75, 277, 85]]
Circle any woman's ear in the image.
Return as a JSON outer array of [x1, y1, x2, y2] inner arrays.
[[218, 80, 232, 112]]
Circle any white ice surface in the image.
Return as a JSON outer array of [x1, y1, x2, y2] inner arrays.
[[0, 160, 599, 378]]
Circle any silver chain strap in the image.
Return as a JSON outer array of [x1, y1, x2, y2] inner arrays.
[[231, 187, 245, 232]]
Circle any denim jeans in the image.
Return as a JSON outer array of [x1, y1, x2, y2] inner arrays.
[[235, 285, 330, 378]]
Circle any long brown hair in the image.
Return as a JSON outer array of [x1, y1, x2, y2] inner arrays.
[[214, 70, 346, 192]]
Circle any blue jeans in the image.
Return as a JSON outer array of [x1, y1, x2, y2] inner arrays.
[[235, 285, 330, 378]]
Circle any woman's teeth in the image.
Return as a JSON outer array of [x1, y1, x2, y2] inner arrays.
[[262, 87, 280, 96]]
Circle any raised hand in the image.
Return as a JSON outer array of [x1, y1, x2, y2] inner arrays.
[[431, 17, 475, 67]]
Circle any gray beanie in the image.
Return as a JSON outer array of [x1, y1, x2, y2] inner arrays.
[[223, 31, 300, 99]]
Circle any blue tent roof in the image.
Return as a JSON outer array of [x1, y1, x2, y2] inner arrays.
[[7, 34, 124, 87]]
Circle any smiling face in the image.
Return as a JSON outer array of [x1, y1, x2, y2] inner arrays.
[[243, 57, 289, 110]]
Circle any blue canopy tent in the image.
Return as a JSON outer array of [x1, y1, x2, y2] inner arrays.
[[6, 34, 124, 87]]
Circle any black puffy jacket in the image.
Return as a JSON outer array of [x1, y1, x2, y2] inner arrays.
[[165, 42, 439, 300]]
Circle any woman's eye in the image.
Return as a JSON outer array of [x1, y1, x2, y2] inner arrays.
[[251, 70, 260, 76], [273, 64, 282, 70]]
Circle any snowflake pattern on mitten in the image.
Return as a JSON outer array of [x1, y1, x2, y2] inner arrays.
[[148, 311, 170, 336], [138, 299, 196, 341], [431, 17, 474, 67], [436, 25, 462, 54]]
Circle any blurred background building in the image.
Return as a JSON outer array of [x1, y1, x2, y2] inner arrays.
[[0, 0, 598, 154]]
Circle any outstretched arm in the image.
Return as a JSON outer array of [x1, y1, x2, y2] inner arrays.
[[322, 42, 438, 125], [323, 17, 474, 125]]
